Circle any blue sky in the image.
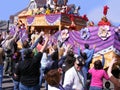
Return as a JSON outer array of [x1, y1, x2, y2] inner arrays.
[[0, 0, 120, 26]]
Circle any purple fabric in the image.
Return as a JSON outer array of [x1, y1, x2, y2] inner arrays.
[[45, 14, 61, 25], [52, 26, 120, 54], [9, 26, 16, 35], [9, 25, 28, 41], [27, 16, 35, 25], [19, 29, 28, 41]]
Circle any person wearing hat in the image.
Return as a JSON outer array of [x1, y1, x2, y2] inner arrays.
[[63, 56, 86, 90]]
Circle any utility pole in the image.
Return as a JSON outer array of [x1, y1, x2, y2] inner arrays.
[[7, 20, 10, 31]]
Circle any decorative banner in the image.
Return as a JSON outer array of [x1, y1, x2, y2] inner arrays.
[[80, 27, 90, 40], [9, 25, 28, 42], [115, 26, 120, 41], [59, 29, 69, 42], [45, 14, 61, 25], [50, 26, 120, 57], [9, 25, 16, 36], [19, 29, 28, 41], [98, 26, 111, 40], [27, 16, 35, 26]]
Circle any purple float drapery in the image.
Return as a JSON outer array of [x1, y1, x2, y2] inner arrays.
[[45, 14, 61, 25], [52, 26, 120, 54], [9, 25, 28, 41], [27, 16, 35, 26]]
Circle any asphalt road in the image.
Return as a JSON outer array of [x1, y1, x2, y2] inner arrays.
[[2, 75, 13, 90], [2, 75, 46, 90], [2, 75, 114, 90]]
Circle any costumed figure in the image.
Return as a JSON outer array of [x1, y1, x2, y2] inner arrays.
[[63, 0, 68, 6], [98, 5, 111, 26], [67, 4, 75, 14], [64, 15, 76, 30], [40, 6, 47, 14], [45, 6, 51, 14], [82, 14, 89, 22], [74, 6, 80, 16], [46, 0, 55, 9], [60, 6, 67, 13], [69, 15, 76, 30], [53, 0, 58, 6], [57, 0, 64, 7]]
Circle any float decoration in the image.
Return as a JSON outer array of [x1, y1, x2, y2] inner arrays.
[[103, 5, 109, 16], [58, 29, 69, 42], [45, 14, 61, 25], [98, 26, 111, 40], [9, 26, 16, 36], [115, 26, 120, 41], [27, 16, 35, 26], [80, 27, 90, 40]]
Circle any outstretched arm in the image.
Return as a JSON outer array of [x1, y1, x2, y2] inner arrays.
[[10, 27, 19, 42], [107, 58, 120, 87], [100, 54, 105, 67], [39, 34, 49, 53], [107, 58, 116, 77], [30, 31, 44, 50]]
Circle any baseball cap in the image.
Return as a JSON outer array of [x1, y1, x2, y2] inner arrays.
[[76, 56, 85, 66]]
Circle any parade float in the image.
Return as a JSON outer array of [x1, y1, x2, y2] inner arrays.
[[55, 25, 120, 68], [17, 0, 87, 33], [49, 5, 120, 68], [10, 0, 120, 68]]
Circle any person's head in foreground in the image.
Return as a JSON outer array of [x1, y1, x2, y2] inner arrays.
[[74, 56, 85, 71], [45, 69, 61, 87]]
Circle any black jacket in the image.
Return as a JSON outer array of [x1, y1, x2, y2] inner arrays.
[[15, 52, 43, 86]]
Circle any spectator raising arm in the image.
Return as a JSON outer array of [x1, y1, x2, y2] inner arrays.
[[39, 34, 49, 53], [107, 58, 120, 89]]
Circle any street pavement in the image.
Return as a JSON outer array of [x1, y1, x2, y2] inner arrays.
[[2, 75, 13, 90], [2, 75, 114, 90], [2, 75, 46, 90]]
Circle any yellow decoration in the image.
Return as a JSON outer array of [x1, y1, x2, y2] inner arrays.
[[45, 8, 51, 14]]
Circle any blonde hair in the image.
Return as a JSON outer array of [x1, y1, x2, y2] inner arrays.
[[59, 47, 65, 59]]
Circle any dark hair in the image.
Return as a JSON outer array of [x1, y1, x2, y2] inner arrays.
[[62, 56, 75, 69], [44, 48, 49, 54], [51, 50, 59, 61], [39, 36, 44, 44], [105, 81, 110, 88], [45, 69, 60, 87], [112, 68, 120, 78], [80, 51, 87, 60], [84, 43, 89, 49], [94, 60, 103, 70], [67, 50, 74, 57], [22, 40, 29, 48], [66, 56, 76, 64], [23, 49, 33, 58]]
